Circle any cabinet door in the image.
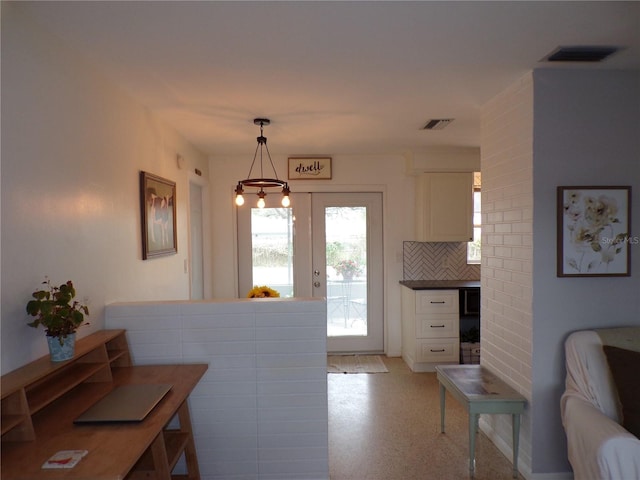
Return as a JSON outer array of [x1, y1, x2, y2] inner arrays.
[[415, 290, 459, 315], [416, 314, 458, 338], [415, 172, 473, 242], [415, 338, 459, 362]]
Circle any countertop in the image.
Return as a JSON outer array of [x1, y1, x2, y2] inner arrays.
[[399, 280, 480, 290]]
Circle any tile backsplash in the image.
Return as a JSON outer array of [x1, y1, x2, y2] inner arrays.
[[403, 241, 480, 280]]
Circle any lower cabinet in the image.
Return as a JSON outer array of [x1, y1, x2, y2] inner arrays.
[[402, 288, 460, 372]]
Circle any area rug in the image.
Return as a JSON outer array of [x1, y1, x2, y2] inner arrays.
[[327, 355, 388, 374]]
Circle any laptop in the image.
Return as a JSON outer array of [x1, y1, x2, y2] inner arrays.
[[74, 384, 172, 424]]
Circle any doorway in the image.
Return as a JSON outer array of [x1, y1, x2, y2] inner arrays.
[[237, 192, 384, 353], [189, 182, 204, 299], [188, 174, 211, 300]]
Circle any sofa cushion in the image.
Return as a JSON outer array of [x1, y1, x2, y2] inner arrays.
[[603, 345, 640, 438]]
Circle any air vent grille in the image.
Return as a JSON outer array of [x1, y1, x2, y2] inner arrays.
[[423, 119, 454, 130], [545, 46, 619, 63]]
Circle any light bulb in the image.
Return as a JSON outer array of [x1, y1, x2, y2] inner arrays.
[[234, 183, 245, 206], [281, 184, 291, 207], [257, 189, 266, 208]]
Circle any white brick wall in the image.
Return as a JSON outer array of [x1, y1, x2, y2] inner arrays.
[[105, 298, 329, 480], [480, 72, 534, 475]]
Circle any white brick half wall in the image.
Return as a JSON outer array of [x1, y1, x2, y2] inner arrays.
[[106, 298, 329, 480], [481, 72, 534, 477]]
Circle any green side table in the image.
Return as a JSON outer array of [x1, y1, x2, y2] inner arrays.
[[436, 365, 526, 478]]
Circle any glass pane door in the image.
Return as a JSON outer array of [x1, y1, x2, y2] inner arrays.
[[325, 206, 367, 337], [238, 191, 383, 353], [249, 207, 294, 297], [312, 193, 383, 353], [237, 193, 312, 299]]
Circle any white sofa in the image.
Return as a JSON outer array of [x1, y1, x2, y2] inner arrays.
[[561, 327, 640, 480]]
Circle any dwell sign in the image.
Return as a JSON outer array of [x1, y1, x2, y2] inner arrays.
[[288, 157, 332, 180]]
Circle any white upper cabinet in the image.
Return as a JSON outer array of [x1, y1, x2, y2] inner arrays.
[[415, 172, 473, 242]]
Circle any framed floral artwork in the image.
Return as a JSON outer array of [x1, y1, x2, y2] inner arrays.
[[557, 186, 631, 277], [140, 171, 177, 259]]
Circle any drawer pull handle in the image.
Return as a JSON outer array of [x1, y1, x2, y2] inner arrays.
[[430, 301, 446, 304], [431, 325, 445, 328], [430, 349, 446, 352]]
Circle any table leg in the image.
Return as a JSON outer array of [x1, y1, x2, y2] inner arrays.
[[149, 431, 172, 480], [178, 400, 201, 480], [468, 413, 477, 476], [439, 382, 446, 433], [512, 414, 520, 478]]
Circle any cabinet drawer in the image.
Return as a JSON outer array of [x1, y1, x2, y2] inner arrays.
[[416, 338, 459, 363], [416, 315, 458, 338], [415, 290, 459, 314]]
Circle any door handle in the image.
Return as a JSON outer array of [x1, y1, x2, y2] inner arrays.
[[430, 349, 446, 352], [314, 281, 321, 288], [430, 325, 445, 328], [430, 301, 446, 304]]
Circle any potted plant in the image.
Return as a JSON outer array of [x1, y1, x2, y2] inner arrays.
[[26, 278, 89, 362], [334, 259, 362, 281]]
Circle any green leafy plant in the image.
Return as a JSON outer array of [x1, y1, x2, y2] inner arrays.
[[26, 278, 89, 344], [460, 326, 480, 343]]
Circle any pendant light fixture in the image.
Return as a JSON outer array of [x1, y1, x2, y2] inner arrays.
[[235, 118, 291, 208]]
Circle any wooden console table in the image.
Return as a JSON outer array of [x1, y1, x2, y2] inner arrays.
[[436, 365, 526, 478], [1, 330, 207, 479]]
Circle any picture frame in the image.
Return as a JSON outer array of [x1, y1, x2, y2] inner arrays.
[[140, 171, 177, 259], [557, 186, 631, 277], [288, 157, 332, 180]]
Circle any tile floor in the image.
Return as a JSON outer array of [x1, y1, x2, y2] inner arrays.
[[328, 357, 526, 480]]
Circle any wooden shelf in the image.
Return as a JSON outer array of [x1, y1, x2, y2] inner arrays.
[[0, 389, 31, 438], [129, 431, 190, 478], [26, 362, 109, 414], [108, 348, 128, 363], [1, 330, 202, 480], [1, 415, 24, 434], [1, 329, 128, 442]]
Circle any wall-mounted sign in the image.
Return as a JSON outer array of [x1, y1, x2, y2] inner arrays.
[[288, 157, 332, 180]]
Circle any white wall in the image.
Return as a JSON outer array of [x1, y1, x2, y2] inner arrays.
[[531, 69, 640, 475], [105, 298, 329, 480], [482, 69, 640, 478], [209, 153, 416, 356], [1, 4, 209, 373], [481, 73, 535, 475]]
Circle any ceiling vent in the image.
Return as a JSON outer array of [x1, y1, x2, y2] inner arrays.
[[422, 119, 454, 130], [544, 46, 620, 63]]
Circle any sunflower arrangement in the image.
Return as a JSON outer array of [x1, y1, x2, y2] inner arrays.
[[247, 285, 280, 298]]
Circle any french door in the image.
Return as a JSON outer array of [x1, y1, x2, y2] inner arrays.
[[237, 192, 383, 353]]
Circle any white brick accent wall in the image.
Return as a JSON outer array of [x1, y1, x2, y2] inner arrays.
[[480, 72, 534, 475], [105, 298, 329, 480]]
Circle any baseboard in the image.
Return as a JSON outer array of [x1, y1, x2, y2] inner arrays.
[[479, 419, 574, 480], [528, 473, 574, 480]]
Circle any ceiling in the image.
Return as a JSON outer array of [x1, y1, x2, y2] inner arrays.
[[17, 1, 640, 156]]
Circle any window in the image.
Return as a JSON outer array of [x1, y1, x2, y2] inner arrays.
[[467, 172, 481, 264]]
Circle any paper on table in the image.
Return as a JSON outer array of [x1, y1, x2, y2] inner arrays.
[[42, 450, 88, 469]]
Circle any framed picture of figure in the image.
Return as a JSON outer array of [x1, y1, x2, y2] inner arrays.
[[140, 171, 177, 259]]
